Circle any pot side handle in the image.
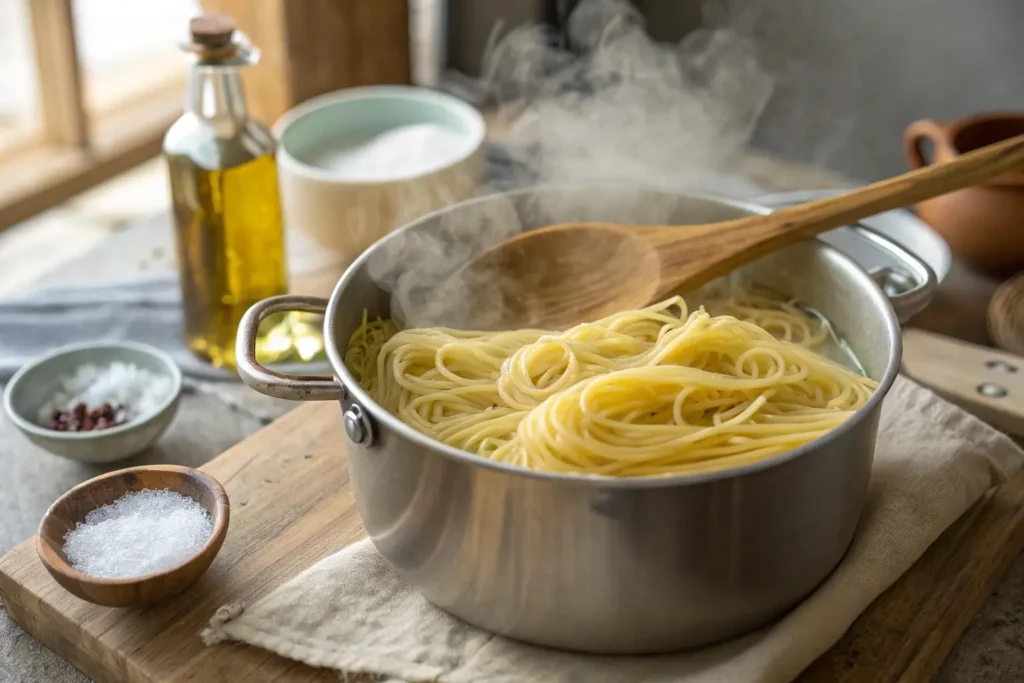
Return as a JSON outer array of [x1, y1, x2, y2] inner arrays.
[[235, 295, 343, 401], [849, 224, 938, 324]]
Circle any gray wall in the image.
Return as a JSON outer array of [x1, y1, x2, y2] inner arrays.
[[742, 0, 1024, 181], [442, 0, 1024, 182]]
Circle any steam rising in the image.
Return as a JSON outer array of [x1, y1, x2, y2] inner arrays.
[[367, 0, 778, 329], [481, 0, 773, 196]]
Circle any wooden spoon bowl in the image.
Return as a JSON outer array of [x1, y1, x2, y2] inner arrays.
[[455, 223, 661, 329], [37, 465, 230, 608]]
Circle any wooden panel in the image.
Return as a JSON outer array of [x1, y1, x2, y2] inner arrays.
[[799, 469, 1024, 681], [281, 0, 412, 106], [2, 398, 1024, 682], [202, 0, 411, 125], [28, 0, 89, 147]]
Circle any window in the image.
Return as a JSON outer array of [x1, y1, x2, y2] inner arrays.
[[0, 1, 41, 156], [0, 0, 200, 230], [74, 0, 198, 115]]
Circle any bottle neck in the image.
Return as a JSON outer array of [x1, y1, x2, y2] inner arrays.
[[185, 64, 248, 137]]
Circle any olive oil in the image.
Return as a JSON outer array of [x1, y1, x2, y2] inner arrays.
[[166, 153, 287, 368], [164, 14, 322, 370]]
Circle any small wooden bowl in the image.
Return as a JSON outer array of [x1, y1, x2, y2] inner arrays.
[[37, 465, 230, 607]]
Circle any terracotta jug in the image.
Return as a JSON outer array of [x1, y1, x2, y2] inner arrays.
[[904, 112, 1024, 274]]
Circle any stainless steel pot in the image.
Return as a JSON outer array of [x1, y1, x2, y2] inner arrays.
[[235, 187, 935, 654]]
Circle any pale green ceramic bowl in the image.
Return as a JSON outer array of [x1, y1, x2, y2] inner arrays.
[[2, 342, 183, 464], [273, 84, 486, 258]]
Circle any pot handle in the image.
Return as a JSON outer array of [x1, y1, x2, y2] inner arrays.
[[903, 119, 950, 170], [849, 224, 938, 323], [235, 295, 343, 401]]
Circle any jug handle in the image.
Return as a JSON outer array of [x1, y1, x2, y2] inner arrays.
[[904, 119, 951, 169]]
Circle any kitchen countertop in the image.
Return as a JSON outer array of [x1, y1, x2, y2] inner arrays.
[[1, 150, 1022, 683]]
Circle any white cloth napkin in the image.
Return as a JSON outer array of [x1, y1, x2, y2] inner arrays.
[[202, 376, 1024, 682]]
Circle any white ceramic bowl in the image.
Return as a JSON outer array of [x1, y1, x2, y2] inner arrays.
[[2, 342, 183, 464], [274, 85, 486, 265]]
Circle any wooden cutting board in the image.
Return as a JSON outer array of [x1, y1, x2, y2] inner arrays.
[[2, 400, 1024, 683]]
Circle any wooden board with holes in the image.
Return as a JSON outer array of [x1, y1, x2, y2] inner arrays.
[[2, 401, 1024, 683]]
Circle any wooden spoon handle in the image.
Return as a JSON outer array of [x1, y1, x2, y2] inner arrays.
[[656, 133, 1024, 254], [751, 132, 1024, 242], [651, 132, 1024, 297]]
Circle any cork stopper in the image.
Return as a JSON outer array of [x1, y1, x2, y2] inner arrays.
[[190, 13, 236, 48], [181, 12, 258, 66]]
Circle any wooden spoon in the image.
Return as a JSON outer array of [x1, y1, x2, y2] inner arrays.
[[454, 133, 1024, 330]]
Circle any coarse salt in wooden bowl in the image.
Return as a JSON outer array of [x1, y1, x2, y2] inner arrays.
[[37, 465, 230, 607]]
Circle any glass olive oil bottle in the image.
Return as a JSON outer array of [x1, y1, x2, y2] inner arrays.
[[163, 14, 288, 370]]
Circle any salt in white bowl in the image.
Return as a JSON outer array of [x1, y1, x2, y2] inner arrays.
[[273, 84, 487, 265]]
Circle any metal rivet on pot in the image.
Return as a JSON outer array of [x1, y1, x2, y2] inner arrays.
[[344, 404, 374, 446], [977, 383, 1009, 398], [985, 359, 1018, 374]]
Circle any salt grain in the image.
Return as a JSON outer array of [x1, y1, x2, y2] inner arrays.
[[38, 361, 172, 426], [63, 489, 213, 579]]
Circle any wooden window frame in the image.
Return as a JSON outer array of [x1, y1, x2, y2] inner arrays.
[[0, 0, 185, 232]]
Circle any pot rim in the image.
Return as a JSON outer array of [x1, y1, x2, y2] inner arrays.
[[323, 184, 903, 489]]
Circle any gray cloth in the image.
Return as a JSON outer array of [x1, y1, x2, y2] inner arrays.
[[0, 275, 330, 384], [0, 275, 232, 382]]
